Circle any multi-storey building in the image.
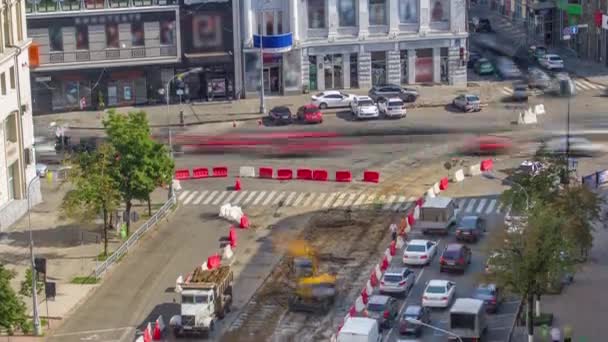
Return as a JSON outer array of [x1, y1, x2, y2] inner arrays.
[[241, 0, 468, 97], [0, 0, 41, 230]]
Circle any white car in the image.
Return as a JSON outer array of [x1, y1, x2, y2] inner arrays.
[[403, 239, 437, 266], [542, 137, 605, 157], [539, 54, 564, 70], [422, 280, 456, 308], [377, 98, 406, 119], [311, 90, 355, 109], [379, 267, 415, 296], [350, 96, 380, 120]]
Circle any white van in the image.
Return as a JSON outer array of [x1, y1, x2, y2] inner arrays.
[[337, 317, 382, 342], [448, 298, 488, 341]]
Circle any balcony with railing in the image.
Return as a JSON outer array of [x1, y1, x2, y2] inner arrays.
[[37, 45, 178, 69], [26, 0, 177, 14]]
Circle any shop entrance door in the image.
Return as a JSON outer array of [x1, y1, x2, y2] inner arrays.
[[263, 66, 281, 94]]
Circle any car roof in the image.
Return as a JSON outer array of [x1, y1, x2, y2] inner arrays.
[[320, 90, 341, 96], [369, 295, 391, 305], [422, 197, 453, 208], [385, 266, 408, 275], [271, 106, 290, 111], [476, 283, 497, 291], [427, 279, 449, 287], [408, 239, 431, 245], [355, 96, 373, 101], [404, 305, 422, 315], [450, 298, 484, 313], [340, 317, 379, 334], [446, 243, 464, 251]]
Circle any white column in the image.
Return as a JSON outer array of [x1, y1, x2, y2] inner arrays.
[[343, 53, 351, 89], [328, 0, 338, 39], [407, 49, 416, 84], [389, 0, 400, 35], [432, 47, 441, 83], [387, 49, 401, 85], [317, 56, 326, 90], [450, 0, 466, 33], [290, 0, 300, 43], [419, 0, 430, 34], [358, 0, 369, 38], [243, 0, 253, 47]]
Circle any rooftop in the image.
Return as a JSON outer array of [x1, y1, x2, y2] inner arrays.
[[422, 196, 453, 208]]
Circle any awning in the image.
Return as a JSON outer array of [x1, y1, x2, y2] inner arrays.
[[184, 52, 232, 64]]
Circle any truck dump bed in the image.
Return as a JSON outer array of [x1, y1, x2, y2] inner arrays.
[[184, 266, 232, 288]]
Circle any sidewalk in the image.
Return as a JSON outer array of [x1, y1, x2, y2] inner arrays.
[[0, 175, 168, 334], [33, 82, 509, 131]]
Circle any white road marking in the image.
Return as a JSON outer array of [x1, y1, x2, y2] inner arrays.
[[398, 200, 414, 212], [212, 191, 228, 205], [343, 193, 358, 207], [485, 199, 497, 214], [312, 193, 326, 207], [242, 191, 257, 205], [284, 192, 297, 206], [382, 195, 396, 210], [575, 80, 592, 90], [222, 191, 238, 205], [458, 198, 467, 208], [392, 196, 407, 211], [302, 193, 317, 207], [323, 193, 338, 208], [476, 198, 487, 213], [178, 190, 190, 201], [580, 79, 599, 90], [193, 190, 208, 205], [466, 198, 477, 212], [292, 193, 306, 206], [252, 191, 267, 205], [353, 194, 367, 207], [232, 191, 249, 205], [272, 192, 287, 205], [203, 191, 219, 205], [183, 191, 197, 205], [502, 87, 513, 95], [364, 194, 377, 206], [415, 268, 425, 285], [262, 191, 277, 205], [332, 193, 348, 207], [51, 327, 132, 337]]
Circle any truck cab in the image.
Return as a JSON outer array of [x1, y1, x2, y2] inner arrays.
[[415, 197, 459, 235], [448, 298, 488, 341], [179, 289, 217, 332]]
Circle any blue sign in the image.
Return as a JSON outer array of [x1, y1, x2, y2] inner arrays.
[[253, 33, 293, 53], [582, 173, 597, 189], [563, 26, 579, 35], [598, 169, 608, 185]]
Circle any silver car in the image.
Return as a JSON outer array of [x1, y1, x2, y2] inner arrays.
[[379, 267, 415, 297], [452, 94, 481, 112], [311, 90, 355, 109], [378, 98, 406, 118]]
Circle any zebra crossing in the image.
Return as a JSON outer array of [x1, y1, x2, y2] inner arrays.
[[500, 79, 606, 97], [176, 189, 505, 215]]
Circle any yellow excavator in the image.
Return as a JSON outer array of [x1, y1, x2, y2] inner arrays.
[[287, 240, 337, 314]]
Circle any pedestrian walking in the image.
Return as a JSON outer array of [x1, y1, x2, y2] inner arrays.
[[389, 223, 398, 242], [551, 326, 561, 342]]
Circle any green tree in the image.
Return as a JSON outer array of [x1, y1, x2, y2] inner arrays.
[[61, 144, 121, 257], [143, 142, 174, 216], [19, 268, 44, 298], [0, 264, 28, 334]]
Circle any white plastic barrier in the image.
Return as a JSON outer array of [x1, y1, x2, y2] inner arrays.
[[413, 206, 420, 220], [426, 188, 436, 198], [172, 179, 182, 192], [220, 204, 243, 223], [365, 280, 373, 296], [384, 249, 392, 263], [534, 104, 546, 115], [222, 245, 234, 264], [239, 166, 256, 178], [467, 164, 482, 176], [396, 236, 405, 249], [453, 169, 465, 182], [374, 265, 383, 280], [355, 296, 365, 312], [433, 182, 441, 195], [220, 203, 232, 218], [517, 110, 537, 125], [175, 275, 183, 293], [201, 262, 208, 271]]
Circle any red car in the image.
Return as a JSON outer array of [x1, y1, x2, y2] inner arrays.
[[462, 136, 512, 155], [296, 104, 323, 124]]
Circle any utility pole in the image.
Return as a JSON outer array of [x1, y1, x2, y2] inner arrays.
[[259, 35, 265, 114], [27, 177, 41, 336]]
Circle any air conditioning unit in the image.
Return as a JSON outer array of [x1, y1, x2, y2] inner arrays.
[[21, 103, 29, 114]]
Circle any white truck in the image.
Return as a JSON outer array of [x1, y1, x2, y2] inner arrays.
[[337, 317, 382, 342], [170, 265, 233, 337]]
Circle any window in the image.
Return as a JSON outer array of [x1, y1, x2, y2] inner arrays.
[[5, 114, 17, 143], [369, 0, 387, 25], [399, 0, 418, 23], [277, 11, 283, 34], [350, 53, 358, 88], [160, 20, 175, 45], [308, 0, 326, 29], [49, 25, 63, 51], [430, 0, 449, 22], [450, 313, 476, 330], [75, 25, 88, 50], [0, 73, 5, 95], [16, 1, 23, 41], [131, 22, 145, 46], [400, 50, 408, 84], [338, 0, 356, 27], [106, 23, 119, 48], [371, 51, 387, 85], [3, 8, 11, 46], [7, 162, 17, 201], [9, 66, 15, 89], [265, 12, 274, 35]]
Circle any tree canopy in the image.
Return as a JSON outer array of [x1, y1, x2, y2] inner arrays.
[[0, 264, 27, 334]]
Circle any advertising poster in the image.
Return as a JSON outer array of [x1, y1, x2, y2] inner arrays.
[[415, 57, 433, 83], [193, 14, 223, 49], [597, 169, 608, 186]]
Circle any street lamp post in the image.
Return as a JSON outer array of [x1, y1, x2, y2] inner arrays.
[[259, 36, 265, 114], [164, 67, 203, 199], [405, 318, 463, 342], [26, 176, 41, 336]]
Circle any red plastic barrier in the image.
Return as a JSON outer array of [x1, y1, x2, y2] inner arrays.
[[277, 169, 293, 180], [389, 241, 396, 256], [259, 167, 273, 179], [229, 226, 237, 248], [439, 177, 449, 191], [240, 214, 250, 229], [348, 305, 357, 317], [296, 168, 313, 180], [363, 170, 380, 183], [370, 271, 378, 287], [335, 170, 352, 182], [207, 254, 221, 269], [313, 169, 329, 181], [416, 197, 424, 207], [407, 213, 415, 226], [192, 167, 209, 179], [212, 166, 228, 177], [481, 159, 494, 172], [360, 289, 369, 304], [380, 256, 389, 271], [175, 169, 190, 180]]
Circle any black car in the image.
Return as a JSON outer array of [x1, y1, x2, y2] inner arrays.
[[477, 18, 493, 32], [368, 84, 419, 103], [473, 284, 502, 313], [268, 106, 293, 125], [455, 216, 486, 242], [468, 51, 482, 69], [398, 305, 430, 336]]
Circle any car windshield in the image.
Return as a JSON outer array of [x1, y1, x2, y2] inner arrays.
[[304, 108, 319, 114], [315, 93, 324, 97], [182, 294, 209, 304], [466, 96, 479, 102], [474, 287, 495, 297], [406, 244, 426, 252], [388, 100, 404, 106], [425, 286, 446, 294], [383, 275, 403, 282], [442, 249, 461, 259], [549, 56, 562, 61], [358, 100, 374, 106], [459, 217, 477, 229], [367, 303, 386, 312], [273, 107, 290, 114]]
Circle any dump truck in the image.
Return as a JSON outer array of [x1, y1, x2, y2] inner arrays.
[[170, 265, 233, 337], [415, 197, 459, 235]]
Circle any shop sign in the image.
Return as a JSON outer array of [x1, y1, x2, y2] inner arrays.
[[598, 169, 608, 185], [35, 76, 51, 82]]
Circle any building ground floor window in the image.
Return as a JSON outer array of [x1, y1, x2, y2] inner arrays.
[[415, 48, 434, 83], [350, 54, 358, 88], [243, 49, 300, 96], [371, 51, 387, 86]]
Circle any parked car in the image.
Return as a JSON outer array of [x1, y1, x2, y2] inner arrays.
[[268, 106, 293, 125], [455, 216, 486, 242], [377, 97, 406, 119], [296, 104, 323, 124], [452, 94, 481, 112], [476, 18, 493, 32], [541, 136, 605, 157], [539, 54, 564, 71], [422, 280, 456, 309], [350, 96, 380, 120], [399, 305, 430, 336], [36, 163, 48, 177], [527, 67, 551, 89], [365, 295, 399, 330], [468, 51, 482, 69], [380, 267, 415, 297], [472, 284, 502, 313], [528, 45, 547, 62], [403, 239, 438, 266], [512, 82, 529, 101], [474, 58, 494, 75], [495, 57, 523, 80], [311, 90, 356, 109], [517, 160, 543, 176], [440, 243, 472, 273], [368, 84, 419, 103]]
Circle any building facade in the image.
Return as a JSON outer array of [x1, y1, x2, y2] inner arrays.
[[0, 0, 41, 231], [241, 0, 468, 97]]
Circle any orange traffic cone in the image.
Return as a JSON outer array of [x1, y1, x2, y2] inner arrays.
[[234, 178, 241, 191]]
